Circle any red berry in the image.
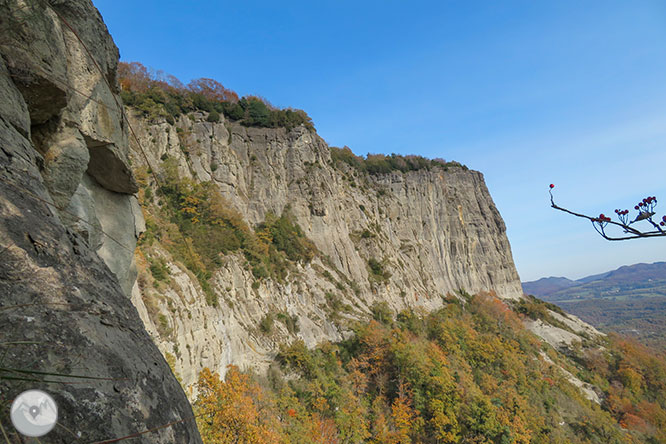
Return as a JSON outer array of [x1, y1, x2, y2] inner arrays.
[[661, 221, 665, 226], [549, 184, 554, 189]]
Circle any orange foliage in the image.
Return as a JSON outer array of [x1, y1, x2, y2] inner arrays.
[[195, 366, 284, 444], [118, 61, 151, 93], [187, 77, 239, 103], [308, 413, 339, 444], [190, 295, 666, 444], [118, 61, 239, 104], [370, 396, 392, 443], [390, 382, 415, 444], [347, 356, 369, 396], [620, 412, 649, 431]]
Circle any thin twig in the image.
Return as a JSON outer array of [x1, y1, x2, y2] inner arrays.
[[550, 189, 664, 240]]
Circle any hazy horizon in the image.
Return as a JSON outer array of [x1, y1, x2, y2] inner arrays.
[[521, 260, 666, 283], [95, 0, 666, 282]]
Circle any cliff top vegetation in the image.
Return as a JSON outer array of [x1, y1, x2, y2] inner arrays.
[[118, 61, 314, 130], [330, 145, 468, 175]]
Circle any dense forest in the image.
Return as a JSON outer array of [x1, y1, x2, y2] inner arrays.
[[194, 293, 666, 444]]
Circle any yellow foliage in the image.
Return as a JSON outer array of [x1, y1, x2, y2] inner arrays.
[[390, 388, 414, 444], [195, 366, 284, 444]]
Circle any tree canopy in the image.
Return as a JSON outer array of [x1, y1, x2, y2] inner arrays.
[[118, 61, 313, 130]]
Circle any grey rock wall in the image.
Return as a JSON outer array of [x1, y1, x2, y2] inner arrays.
[[0, 0, 201, 442], [128, 111, 524, 390]]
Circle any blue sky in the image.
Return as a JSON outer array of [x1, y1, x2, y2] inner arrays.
[[95, 0, 666, 281]]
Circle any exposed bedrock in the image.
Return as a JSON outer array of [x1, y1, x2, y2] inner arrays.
[[0, 0, 201, 442]]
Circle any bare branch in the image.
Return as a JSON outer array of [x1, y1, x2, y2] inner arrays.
[[549, 185, 666, 241]]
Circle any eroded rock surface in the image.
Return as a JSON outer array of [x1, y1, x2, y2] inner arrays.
[[128, 111, 527, 389], [0, 1, 201, 442]]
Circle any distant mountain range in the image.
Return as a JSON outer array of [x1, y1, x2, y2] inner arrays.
[[523, 262, 666, 351], [522, 262, 666, 302]]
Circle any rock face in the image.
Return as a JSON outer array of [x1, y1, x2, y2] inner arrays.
[[0, 0, 605, 439], [0, 1, 201, 442], [128, 111, 525, 389]]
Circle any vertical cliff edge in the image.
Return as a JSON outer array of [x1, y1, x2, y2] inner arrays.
[[0, 1, 201, 442], [126, 111, 526, 389]]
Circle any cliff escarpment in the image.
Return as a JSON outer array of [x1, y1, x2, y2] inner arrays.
[[126, 109, 525, 388], [0, 1, 201, 442], [4, 2, 666, 442]]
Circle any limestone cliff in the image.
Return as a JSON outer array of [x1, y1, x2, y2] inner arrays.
[[0, 0, 201, 442], [127, 111, 526, 390], [0, 4, 600, 442]]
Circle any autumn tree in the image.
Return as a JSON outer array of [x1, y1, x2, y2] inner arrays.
[[550, 184, 666, 240], [195, 366, 284, 444], [389, 381, 416, 444], [187, 77, 239, 103], [117, 61, 314, 129], [117, 61, 151, 92]]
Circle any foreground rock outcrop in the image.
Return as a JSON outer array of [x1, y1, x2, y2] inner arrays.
[[0, 1, 201, 442]]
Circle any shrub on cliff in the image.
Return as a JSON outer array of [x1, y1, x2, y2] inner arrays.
[[330, 146, 364, 170], [118, 61, 314, 130], [256, 209, 317, 264], [329, 147, 467, 175], [367, 257, 391, 282], [206, 110, 220, 123], [142, 159, 318, 295], [241, 96, 271, 127]]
